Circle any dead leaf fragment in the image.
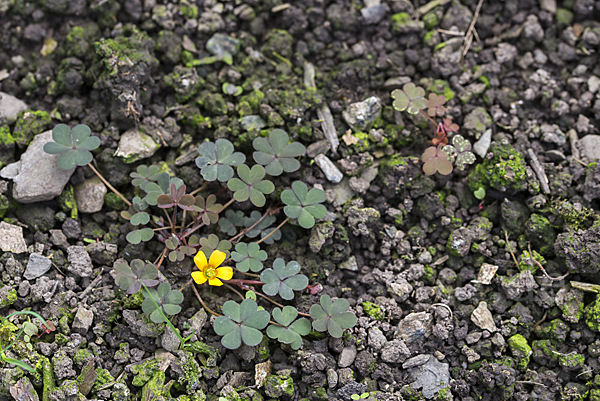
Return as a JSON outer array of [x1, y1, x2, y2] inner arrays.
[[342, 129, 359, 146], [255, 359, 273, 388]]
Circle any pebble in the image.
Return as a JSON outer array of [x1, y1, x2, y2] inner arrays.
[[368, 327, 387, 351], [306, 140, 331, 158], [239, 115, 266, 131], [206, 33, 240, 59], [24, 253, 52, 280], [409, 355, 450, 399], [578, 134, 600, 161], [72, 306, 94, 335], [0, 92, 28, 124], [473, 129, 492, 158], [74, 177, 107, 214], [471, 301, 497, 332], [395, 312, 433, 344], [1, 131, 75, 203], [402, 354, 430, 369], [314, 154, 343, 183], [342, 96, 381, 131], [339, 256, 358, 271], [67, 246, 93, 278], [161, 327, 181, 353], [475, 263, 498, 285], [588, 76, 600, 93], [338, 345, 357, 368], [361, 4, 388, 25], [0, 222, 27, 253], [114, 128, 161, 164]]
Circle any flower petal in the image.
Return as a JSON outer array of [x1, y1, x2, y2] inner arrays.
[[208, 278, 223, 286], [194, 250, 208, 269], [191, 271, 207, 284], [209, 249, 226, 268], [216, 266, 233, 281]]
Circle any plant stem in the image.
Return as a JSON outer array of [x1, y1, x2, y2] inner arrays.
[[179, 278, 193, 292], [256, 217, 290, 245], [251, 290, 311, 318], [191, 283, 220, 317], [154, 247, 168, 270], [141, 284, 185, 345], [230, 205, 273, 243], [223, 283, 245, 301], [172, 208, 177, 234], [88, 163, 131, 206], [190, 182, 208, 196], [1, 311, 51, 353]]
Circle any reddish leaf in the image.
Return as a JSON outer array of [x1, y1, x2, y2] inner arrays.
[[157, 194, 174, 208], [422, 146, 453, 176], [427, 93, 447, 117], [442, 118, 459, 133]]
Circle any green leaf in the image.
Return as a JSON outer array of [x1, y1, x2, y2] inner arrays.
[[260, 259, 308, 300], [214, 299, 270, 349], [252, 129, 306, 176], [51, 124, 72, 146], [309, 294, 357, 338], [141, 282, 184, 323], [231, 242, 267, 272], [130, 212, 150, 226], [391, 83, 427, 114], [1, 356, 35, 373], [131, 165, 161, 189], [267, 306, 310, 350], [115, 260, 159, 294], [219, 210, 245, 236], [126, 228, 154, 244], [422, 146, 453, 176], [44, 124, 99, 169], [281, 181, 327, 229], [196, 139, 246, 182], [228, 165, 274, 207], [243, 211, 281, 244], [199, 234, 231, 258], [43, 142, 71, 154]]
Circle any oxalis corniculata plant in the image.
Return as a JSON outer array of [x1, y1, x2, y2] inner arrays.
[[44, 124, 357, 351], [391, 82, 476, 175]]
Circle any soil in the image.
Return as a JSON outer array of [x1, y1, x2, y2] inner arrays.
[[1, 0, 600, 400]]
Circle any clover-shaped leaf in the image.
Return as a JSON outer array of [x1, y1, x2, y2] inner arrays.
[[442, 118, 459, 133], [131, 165, 161, 190], [115, 260, 159, 294], [267, 306, 311, 350], [422, 145, 453, 176], [281, 181, 327, 229], [193, 194, 222, 225], [142, 282, 184, 323], [427, 93, 447, 117], [157, 183, 196, 211], [260, 259, 308, 300], [244, 211, 281, 244], [199, 234, 232, 258], [391, 83, 427, 114], [252, 129, 306, 176], [231, 242, 267, 273], [213, 299, 270, 349], [442, 135, 476, 171], [130, 211, 150, 226], [227, 165, 274, 207], [219, 210, 245, 236], [126, 228, 155, 244], [196, 139, 246, 182], [309, 294, 357, 338], [43, 124, 101, 170]]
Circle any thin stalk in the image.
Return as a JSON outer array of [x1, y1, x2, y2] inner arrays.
[[182, 198, 235, 240], [163, 209, 173, 228], [180, 278, 193, 292], [88, 163, 131, 206], [256, 217, 290, 245], [155, 247, 168, 270], [141, 283, 185, 345], [190, 182, 208, 196], [230, 206, 273, 243], [251, 290, 311, 318], [1, 311, 51, 352], [223, 283, 245, 301], [191, 284, 220, 317], [172, 208, 177, 234]]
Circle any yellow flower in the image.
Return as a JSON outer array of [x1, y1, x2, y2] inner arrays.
[[191, 250, 233, 286]]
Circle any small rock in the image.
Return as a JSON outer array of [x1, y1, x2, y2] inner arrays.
[[0, 131, 74, 203], [314, 154, 343, 183], [471, 301, 497, 332], [495, 43, 518, 64], [49, 230, 70, 250], [338, 345, 357, 368], [9, 377, 39, 401], [86, 242, 118, 266], [239, 115, 266, 131], [306, 140, 331, 158], [52, 349, 76, 380], [465, 331, 483, 344], [475, 263, 498, 285], [309, 222, 335, 253], [342, 96, 381, 131], [206, 33, 240, 61], [161, 327, 181, 352], [578, 135, 600, 161], [361, 4, 388, 25], [522, 15, 544, 43], [462, 345, 481, 363], [368, 327, 386, 351], [545, 150, 566, 162], [463, 107, 492, 138], [72, 306, 94, 335], [339, 256, 358, 271], [0, 222, 27, 253], [396, 312, 433, 344], [447, 227, 476, 257], [540, 0, 557, 13], [67, 246, 93, 278], [409, 355, 450, 399], [402, 354, 430, 369], [387, 278, 413, 303], [380, 339, 410, 363], [473, 129, 492, 158], [74, 177, 107, 213], [327, 368, 338, 389], [588, 76, 600, 93], [501, 270, 539, 300], [114, 129, 160, 164], [0, 92, 28, 124], [24, 253, 52, 280]]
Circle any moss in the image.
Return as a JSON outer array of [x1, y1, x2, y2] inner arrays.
[[122, 291, 144, 309], [0, 289, 16, 307], [103, 192, 128, 211], [198, 92, 228, 115], [422, 264, 437, 285], [182, 340, 219, 367], [92, 368, 114, 392], [556, 8, 573, 27], [264, 373, 294, 398], [518, 250, 544, 273], [65, 23, 100, 59], [178, 3, 198, 19], [57, 184, 78, 220], [391, 12, 411, 25], [585, 294, 600, 332], [12, 110, 52, 148], [352, 132, 371, 152], [131, 359, 160, 387], [73, 349, 93, 365], [141, 370, 168, 400], [361, 302, 383, 321], [558, 352, 585, 369], [424, 79, 455, 101], [239, 90, 264, 113], [507, 334, 532, 370]]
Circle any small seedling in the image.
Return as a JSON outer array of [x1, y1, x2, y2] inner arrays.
[[391, 83, 476, 175], [43, 124, 100, 169], [0, 311, 54, 372]]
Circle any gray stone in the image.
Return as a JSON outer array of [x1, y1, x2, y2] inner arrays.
[[314, 154, 343, 183], [342, 96, 381, 130], [465, 331, 483, 344], [239, 115, 266, 131], [161, 327, 181, 352], [0, 92, 28, 124], [409, 355, 450, 399], [206, 33, 240, 60], [522, 15, 544, 43], [114, 129, 160, 164], [367, 327, 386, 351], [52, 349, 76, 380], [501, 270, 539, 300], [86, 242, 118, 265], [396, 312, 433, 344], [67, 246, 93, 278], [0, 222, 27, 253], [380, 339, 410, 363], [447, 227, 476, 257], [463, 107, 492, 137], [361, 4, 388, 25], [540, 0, 557, 13], [74, 177, 107, 213], [306, 140, 331, 158], [72, 306, 94, 335], [0, 131, 75, 203], [388, 278, 413, 303], [578, 135, 600, 161], [122, 310, 163, 337], [24, 253, 52, 280], [49, 230, 70, 250], [495, 43, 518, 64], [471, 301, 497, 332], [473, 129, 492, 158], [402, 354, 431, 369], [338, 345, 357, 368], [588, 76, 600, 93], [309, 222, 335, 253], [339, 256, 358, 271]]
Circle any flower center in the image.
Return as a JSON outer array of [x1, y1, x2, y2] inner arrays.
[[205, 266, 217, 279]]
